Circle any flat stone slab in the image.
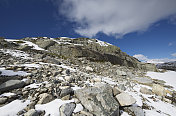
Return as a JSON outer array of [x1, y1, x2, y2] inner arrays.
[[0, 80, 25, 93], [132, 77, 153, 85]]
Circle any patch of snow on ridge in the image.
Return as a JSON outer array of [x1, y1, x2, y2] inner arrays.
[[0, 49, 31, 59], [0, 100, 30, 116], [146, 71, 176, 90], [21, 41, 45, 51], [95, 39, 112, 46], [5, 39, 45, 51]]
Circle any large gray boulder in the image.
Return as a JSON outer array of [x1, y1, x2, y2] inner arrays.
[[75, 84, 119, 116], [0, 80, 25, 93]]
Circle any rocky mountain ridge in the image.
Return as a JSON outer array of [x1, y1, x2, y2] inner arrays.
[[157, 61, 176, 71], [0, 37, 176, 116]]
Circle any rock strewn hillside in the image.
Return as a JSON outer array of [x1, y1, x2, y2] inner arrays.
[[0, 37, 176, 116]]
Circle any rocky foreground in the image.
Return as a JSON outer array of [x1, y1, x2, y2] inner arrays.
[[0, 37, 176, 116]]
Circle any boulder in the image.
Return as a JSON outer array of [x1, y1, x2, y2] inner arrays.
[[37, 93, 53, 104], [116, 92, 136, 106], [140, 87, 153, 95], [0, 80, 25, 93], [132, 77, 153, 85], [75, 84, 119, 116], [59, 102, 76, 116], [152, 84, 166, 97], [36, 39, 56, 49]]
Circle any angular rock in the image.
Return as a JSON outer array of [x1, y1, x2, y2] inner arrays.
[[140, 87, 153, 95], [152, 84, 166, 97], [132, 77, 153, 85], [37, 93, 53, 104], [123, 106, 145, 116], [75, 84, 119, 116], [116, 92, 136, 106], [36, 39, 56, 49], [0, 80, 25, 93], [24, 109, 39, 116], [59, 102, 76, 116], [60, 88, 73, 98]]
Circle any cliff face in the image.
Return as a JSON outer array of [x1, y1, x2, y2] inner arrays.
[[25, 37, 157, 71]]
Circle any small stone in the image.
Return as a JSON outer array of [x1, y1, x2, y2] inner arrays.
[[37, 93, 53, 104], [93, 78, 101, 82], [65, 76, 73, 82], [116, 92, 136, 106], [152, 84, 166, 97], [85, 66, 93, 72], [24, 109, 39, 116], [59, 102, 76, 116], [0, 97, 7, 104]]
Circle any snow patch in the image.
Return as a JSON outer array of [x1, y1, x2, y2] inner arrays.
[[95, 39, 112, 46], [146, 71, 176, 90], [73, 104, 83, 113], [35, 99, 74, 116], [0, 68, 30, 76], [0, 100, 30, 116], [21, 41, 45, 51], [0, 92, 16, 97]]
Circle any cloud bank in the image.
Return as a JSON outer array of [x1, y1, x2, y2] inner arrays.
[[134, 54, 176, 64], [59, 0, 176, 37]]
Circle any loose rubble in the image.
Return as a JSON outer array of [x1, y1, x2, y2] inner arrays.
[[0, 37, 176, 116]]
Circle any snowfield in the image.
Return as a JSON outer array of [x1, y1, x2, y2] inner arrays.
[[147, 71, 176, 90]]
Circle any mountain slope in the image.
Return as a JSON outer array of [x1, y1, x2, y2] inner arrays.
[[1, 37, 175, 116]]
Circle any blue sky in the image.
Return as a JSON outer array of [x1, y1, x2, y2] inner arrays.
[[0, 0, 176, 61]]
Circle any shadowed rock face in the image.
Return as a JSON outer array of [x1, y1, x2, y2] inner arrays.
[[24, 37, 157, 71], [157, 61, 176, 71]]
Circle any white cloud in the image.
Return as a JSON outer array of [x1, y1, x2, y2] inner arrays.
[[171, 53, 176, 57], [59, 0, 176, 37], [133, 54, 148, 61], [133, 54, 176, 64]]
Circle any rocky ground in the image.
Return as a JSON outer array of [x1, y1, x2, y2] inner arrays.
[[0, 37, 176, 116]]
